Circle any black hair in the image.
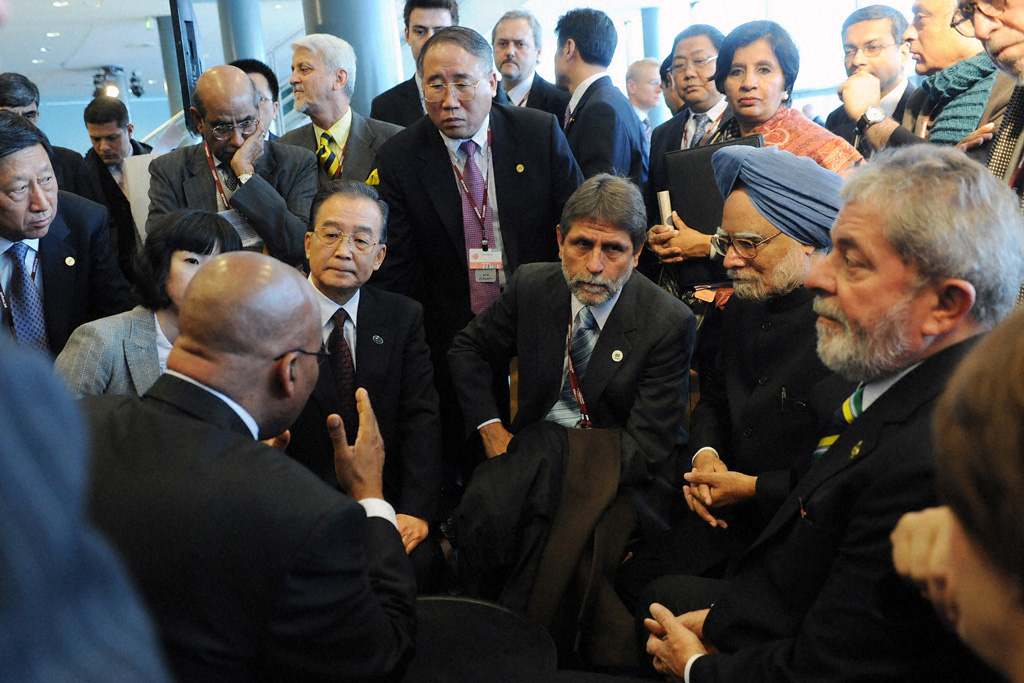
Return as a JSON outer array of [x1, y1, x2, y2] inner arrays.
[[555, 9, 617, 68]]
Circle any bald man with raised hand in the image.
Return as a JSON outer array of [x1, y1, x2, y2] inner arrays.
[[83, 252, 417, 682], [147, 66, 317, 267]]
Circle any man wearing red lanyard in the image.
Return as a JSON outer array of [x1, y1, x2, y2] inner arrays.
[[279, 34, 402, 189], [373, 26, 582, 482], [491, 10, 570, 120], [449, 173, 695, 525], [0, 110, 133, 356], [147, 65, 317, 268]]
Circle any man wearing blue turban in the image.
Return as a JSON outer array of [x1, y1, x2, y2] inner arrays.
[[616, 145, 853, 613]]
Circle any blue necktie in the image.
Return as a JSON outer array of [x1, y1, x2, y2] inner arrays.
[[6, 242, 48, 354], [546, 307, 599, 428]]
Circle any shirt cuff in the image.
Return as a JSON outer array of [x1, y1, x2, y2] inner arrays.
[[477, 417, 502, 431], [684, 653, 704, 683], [691, 446, 720, 466], [358, 498, 399, 531]]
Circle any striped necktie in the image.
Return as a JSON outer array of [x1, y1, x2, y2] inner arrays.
[[545, 307, 599, 428], [812, 385, 864, 462], [317, 131, 341, 180]]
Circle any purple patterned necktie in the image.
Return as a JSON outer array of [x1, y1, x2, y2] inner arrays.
[[6, 242, 48, 354], [459, 139, 500, 314], [327, 308, 358, 444]]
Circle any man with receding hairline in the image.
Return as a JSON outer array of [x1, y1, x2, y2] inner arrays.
[[147, 65, 317, 267], [82, 251, 417, 682], [491, 10, 569, 119]]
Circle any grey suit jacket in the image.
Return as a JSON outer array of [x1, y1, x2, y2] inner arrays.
[[277, 111, 402, 187], [54, 305, 161, 399], [146, 141, 316, 267]]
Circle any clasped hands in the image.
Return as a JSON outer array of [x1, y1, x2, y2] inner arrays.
[[647, 211, 713, 264], [683, 449, 758, 528], [645, 604, 715, 680]]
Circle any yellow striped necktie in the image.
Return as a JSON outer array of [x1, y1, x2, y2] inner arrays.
[[316, 131, 341, 179], [812, 385, 864, 462]]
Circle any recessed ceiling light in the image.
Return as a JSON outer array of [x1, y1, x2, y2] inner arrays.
[[275, 3, 284, 8], [32, 59, 44, 64], [147, 79, 155, 85], [46, 32, 60, 38], [52, 1, 68, 6], [39, 47, 47, 52]]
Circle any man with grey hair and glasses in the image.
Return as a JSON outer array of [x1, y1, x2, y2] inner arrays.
[[642, 144, 1023, 683], [372, 26, 582, 482], [279, 34, 401, 188], [147, 65, 316, 267]]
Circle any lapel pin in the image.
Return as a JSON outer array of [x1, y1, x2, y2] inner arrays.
[[850, 440, 862, 459], [516, 164, 525, 173], [612, 350, 623, 362], [372, 335, 384, 345], [64, 256, 75, 266]]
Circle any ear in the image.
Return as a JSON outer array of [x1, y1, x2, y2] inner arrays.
[[487, 69, 499, 97], [335, 68, 349, 92], [921, 278, 977, 337], [372, 243, 387, 271], [304, 231, 313, 261], [273, 352, 300, 399], [898, 41, 911, 66], [626, 79, 637, 96], [126, 122, 134, 137], [800, 242, 816, 256], [564, 39, 576, 60], [190, 107, 204, 134], [555, 224, 565, 259]]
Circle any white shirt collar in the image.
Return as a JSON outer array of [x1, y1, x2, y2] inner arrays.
[[860, 361, 922, 413], [0, 237, 40, 256], [568, 71, 608, 115], [633, 104, 649, 122], [164, 369, 260, 439], [568, 272, 628, 330], [506, 74, 534, 105], [308, 274, 361, 335], [439, 113, 490, 152], [879, 78, 909, 120]]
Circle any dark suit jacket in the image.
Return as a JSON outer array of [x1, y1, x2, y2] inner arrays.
[[370, 76, 511, 128], [825, 79, 916, 155], [287, 286, 443, 522], [84, 138, 151, 282], [448, 263, 696, 488], [146, 140, 317, 267], [372, 103, 583, 361], [277, 111, 402, 187], [690, 339, 998, 683], [564, 75, 648, 187], [28, 191, 134, 355], [523, 72, 570, 120], [83, 375, 418, 682], [53, 145, 105, 204]]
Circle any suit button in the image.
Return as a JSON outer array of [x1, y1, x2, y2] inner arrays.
[[757, 376, 768, 386], [761, 321, 773, 331], [742, 427, 753, 438]]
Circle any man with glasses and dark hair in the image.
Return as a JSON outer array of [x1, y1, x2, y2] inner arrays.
[[616, 145, 848, 613], [826, 5, 915, 154], [82, 250, 418, 682], [841, 0, 1014, 157], [286, 180, 444, 592], [147, 65, 316, 267], [373, 26, 581, 482]]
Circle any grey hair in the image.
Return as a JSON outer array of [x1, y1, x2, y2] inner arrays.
[[292, 33, 357, 98], [492, 10, 543, 49], [842, 146, 1024, 329], [417, 26, 493, 77], [559, 174, 647, 252]]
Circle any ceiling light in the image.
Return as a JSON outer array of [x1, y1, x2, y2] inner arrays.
[[46, 32, 60, 38], [39, 47, 47, 52], [52, 1, 68, 6], [105, 84, 119, 97], [32, 59, 44, 64]]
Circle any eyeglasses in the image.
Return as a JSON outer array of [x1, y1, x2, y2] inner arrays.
[[422, 76, 487, 103], [951, 0, 1007, 37], [670, 56, 717, 74], [273, 347, 330, 366], [843, 42, 899, 60], [313, 227, 379, 255], [207, 116, 260, 141], [711, 230, 782, 259]]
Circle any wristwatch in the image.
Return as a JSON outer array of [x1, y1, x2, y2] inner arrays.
[[237, 172, 254, 185], [856, 105, 886, 134]]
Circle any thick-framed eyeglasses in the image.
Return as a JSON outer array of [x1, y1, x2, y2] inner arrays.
[[951, 0, 1007, 37], [274, 347, 330, 366], [670, 56, 717, 74], [843, 42, 899, 60], [208, 116, 260, 141], [711, 230, 782, 259], [422, 75, 487, 103], [313, 228, 379, 255]]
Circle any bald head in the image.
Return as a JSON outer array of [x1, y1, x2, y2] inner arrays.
[[170, 252, 321, 436], [193, 66, 258, 118]]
